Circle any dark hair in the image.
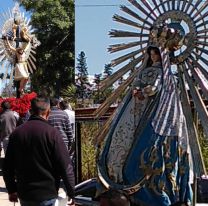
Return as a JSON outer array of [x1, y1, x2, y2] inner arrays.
[[14, 19, 20, 25], [31, 96, 50, 115], [146, 46, 161, 67], [50, 98, 59, 107], [99, 189, 130, 206], [1, 101, 11, 110], [59, 100, 69, 110]]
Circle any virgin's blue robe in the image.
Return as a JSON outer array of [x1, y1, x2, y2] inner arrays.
[[97, 49, 192, 206]]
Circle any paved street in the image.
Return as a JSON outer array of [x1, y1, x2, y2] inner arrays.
[[0, 149, 28, 205], [0, 150, 67, 206], [0, 149, 207, 206], [0, 149, 20, 206], [0, 174, 68, 206], [0, 174, 21, 206]]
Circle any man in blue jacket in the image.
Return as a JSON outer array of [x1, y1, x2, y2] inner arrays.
[[3, 96, 75, 206]]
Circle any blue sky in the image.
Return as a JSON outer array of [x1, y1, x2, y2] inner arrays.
[[0, 0, 17, 92], [2, 0, 140, 82], [2, 0, 207, 84], [0, 0, 15, 10], [75, 0, 129, 76], [1, 0, 125, 90]]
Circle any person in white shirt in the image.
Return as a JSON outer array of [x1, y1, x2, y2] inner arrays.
[[59, 99, 75, 167], [59, 99, 75, 139]]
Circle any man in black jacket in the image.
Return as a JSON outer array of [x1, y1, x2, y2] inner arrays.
[[3, 96, 75, 206]]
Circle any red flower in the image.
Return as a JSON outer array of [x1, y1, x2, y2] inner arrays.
[[0, 92, 37, 117]]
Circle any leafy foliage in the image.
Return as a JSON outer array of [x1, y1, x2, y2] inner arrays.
[[91, 64, 114, 104], [198, 126, 208, 171], [103, 63, 113, 79], [81, 122, 99, 180], [20, 0, 74, 96], [94, 73, 102, 85], [61, 84, 76, 103], [76, 51, 91, 100], [76, 51, 88, 78], [93, 73, 102, 104]]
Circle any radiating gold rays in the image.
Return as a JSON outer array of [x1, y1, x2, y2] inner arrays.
[[0, 5, 38, 85]]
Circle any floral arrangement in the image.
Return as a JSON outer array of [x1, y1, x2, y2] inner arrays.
[[0, 92, 37, 117]]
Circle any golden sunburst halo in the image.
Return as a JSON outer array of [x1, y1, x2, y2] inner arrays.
[[0, 2, 39, 85]]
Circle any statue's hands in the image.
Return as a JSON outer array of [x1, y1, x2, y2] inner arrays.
[[143, 85, 152, 94], [143, 85, 156, 96], [67, 198, 75, 206], [132, 88, 139, 96], [133, 88, 145, 100]]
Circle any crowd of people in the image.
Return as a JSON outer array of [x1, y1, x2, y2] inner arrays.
[[0, 95, 76, 206]]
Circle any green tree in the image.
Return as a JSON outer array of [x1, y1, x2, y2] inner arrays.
[[100, 63, 114, 102], [19, 0, 74, 96], [61, 84, 76, 104], [103, 63, 113, 80], [93, 73, 102, 104], [76, 51, 91, 99]]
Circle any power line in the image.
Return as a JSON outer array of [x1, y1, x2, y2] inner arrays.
[[76, 0, 207, 8], [75, 4, 132, 7]]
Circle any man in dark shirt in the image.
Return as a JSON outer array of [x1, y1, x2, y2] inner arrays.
[[0, 101, 18, 153], [48, 98, 74, 155], [3, 96, 75, 206]]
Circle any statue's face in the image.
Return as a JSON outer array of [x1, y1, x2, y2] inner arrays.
[[151, 29, 158, 37], [15, 19, 20, 25], [150, 50, 161, 63]]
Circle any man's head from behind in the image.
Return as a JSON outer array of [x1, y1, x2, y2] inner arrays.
[[50, 97, 60, 107], [31, 96, 50, 119], [1, 101, 11, 110], [59, 99, 72, 110], [99, 189, 130, 206]]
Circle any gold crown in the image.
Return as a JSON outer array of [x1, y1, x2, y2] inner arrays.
[[149, 25, 185, 52]]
